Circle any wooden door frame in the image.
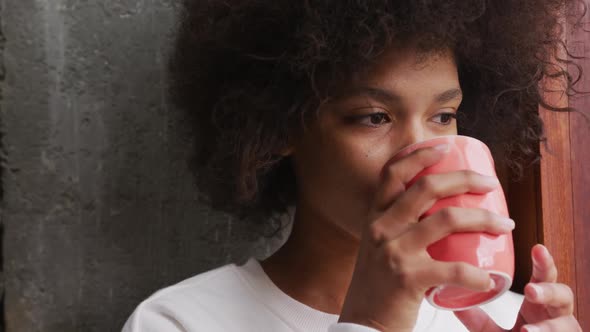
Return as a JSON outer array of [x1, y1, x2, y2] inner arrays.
[[505, 7, 589, 330], [537, 7, 590, 330]]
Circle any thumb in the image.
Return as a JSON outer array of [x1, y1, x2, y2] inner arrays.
[[454, 307, 504, 332]]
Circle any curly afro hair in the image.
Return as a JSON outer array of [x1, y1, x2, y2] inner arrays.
[[169, 0, 586, 226]]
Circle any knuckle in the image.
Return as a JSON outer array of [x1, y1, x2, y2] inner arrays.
[[383, 241, 402, 261], [439, 207, 460, 228], [410, 148, 429, 161], [462, 170, 478, 182], [438, 207, 453, 221], [482, 208, 495, 219], [464, 171, 486, 189], [450, 263, 471, 282], [384, 244, 416, 288], [384, 167, 403, 187], [414, 177, 428, 191], [484, 210, 500, 226], [416, 176, 437, 193], [368, 222, 385, 244], [415, 147, 431, 158], [393, 264, 414, 288], [486, 210, 499, 224], [389, 180, 407, 199]]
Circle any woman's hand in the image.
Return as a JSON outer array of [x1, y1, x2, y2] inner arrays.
[[338, 145, 514, 332], [455, 244, 582, 332]]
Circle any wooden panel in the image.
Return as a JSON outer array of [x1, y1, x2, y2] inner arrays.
[[567, 9, 590, 330], [538, 81, 577, 315], [569, 89, 590, 331], [538, 107, 577, 304], [481, 5, 588, 327]]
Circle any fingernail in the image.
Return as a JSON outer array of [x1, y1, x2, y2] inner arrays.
[[523, 325, 540, 332], [529, 283, 544, 301], [488, 278, 496, 291], [433, 144, 450, 153], [541, 245, 553, 260], [533, 251, 542, 268], [533, 245, 551, 268], [482, 176, 500, 187], [499, 218, 515, 231]]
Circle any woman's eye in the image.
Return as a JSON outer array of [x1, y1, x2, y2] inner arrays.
[[358, 113, 391, 127], [432, 112, 457, 125]]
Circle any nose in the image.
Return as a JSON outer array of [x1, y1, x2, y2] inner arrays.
[[396, 117, 432, 149]]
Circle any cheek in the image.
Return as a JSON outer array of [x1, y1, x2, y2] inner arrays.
[[293, 132, 393, 232], [328, 130, 398, 192]]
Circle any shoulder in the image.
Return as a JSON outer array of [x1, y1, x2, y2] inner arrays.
[[122, 262, 251, 332]]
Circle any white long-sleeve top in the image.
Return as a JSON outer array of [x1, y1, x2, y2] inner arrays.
[[122, 259, 524, 332]]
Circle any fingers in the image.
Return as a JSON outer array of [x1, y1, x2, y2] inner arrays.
[[524, 282, 575, 317], [370, 171, 500, 243], [398, 171, 500, 220], [397, 207, 514, 252], [410, 257, 494, 293], [425, 260, 494, 292], [530, 245, 558, 283], [521, 315, 582, 332], [381, 241, 493, 293], [374, 144, 449, 210], [517, 247, 576, 328]]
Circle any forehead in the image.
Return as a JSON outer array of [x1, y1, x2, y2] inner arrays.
[[350, 46, 460, 94]]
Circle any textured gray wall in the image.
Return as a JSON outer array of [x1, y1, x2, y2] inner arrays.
[[1, 1, 286, 331]]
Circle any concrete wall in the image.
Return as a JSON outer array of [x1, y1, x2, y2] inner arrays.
[[1, 1, 286, 331]]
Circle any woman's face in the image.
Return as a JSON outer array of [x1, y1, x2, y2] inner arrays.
[[290, 46, 462, 238]]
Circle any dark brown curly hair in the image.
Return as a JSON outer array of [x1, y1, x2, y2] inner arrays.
[[169, 0, 586, 227]]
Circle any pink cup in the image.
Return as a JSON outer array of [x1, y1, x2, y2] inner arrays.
[[393, 135, 514, 311]]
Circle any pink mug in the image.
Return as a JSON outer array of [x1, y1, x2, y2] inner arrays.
[[392, 135, 514, 311]]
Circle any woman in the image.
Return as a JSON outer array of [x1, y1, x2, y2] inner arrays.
[[123, 0, 584, 331]]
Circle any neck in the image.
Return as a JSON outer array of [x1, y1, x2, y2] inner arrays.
[[261, 205, 360, 315]]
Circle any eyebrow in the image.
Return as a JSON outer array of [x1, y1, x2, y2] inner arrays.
[[342, 86, 463, 104]]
